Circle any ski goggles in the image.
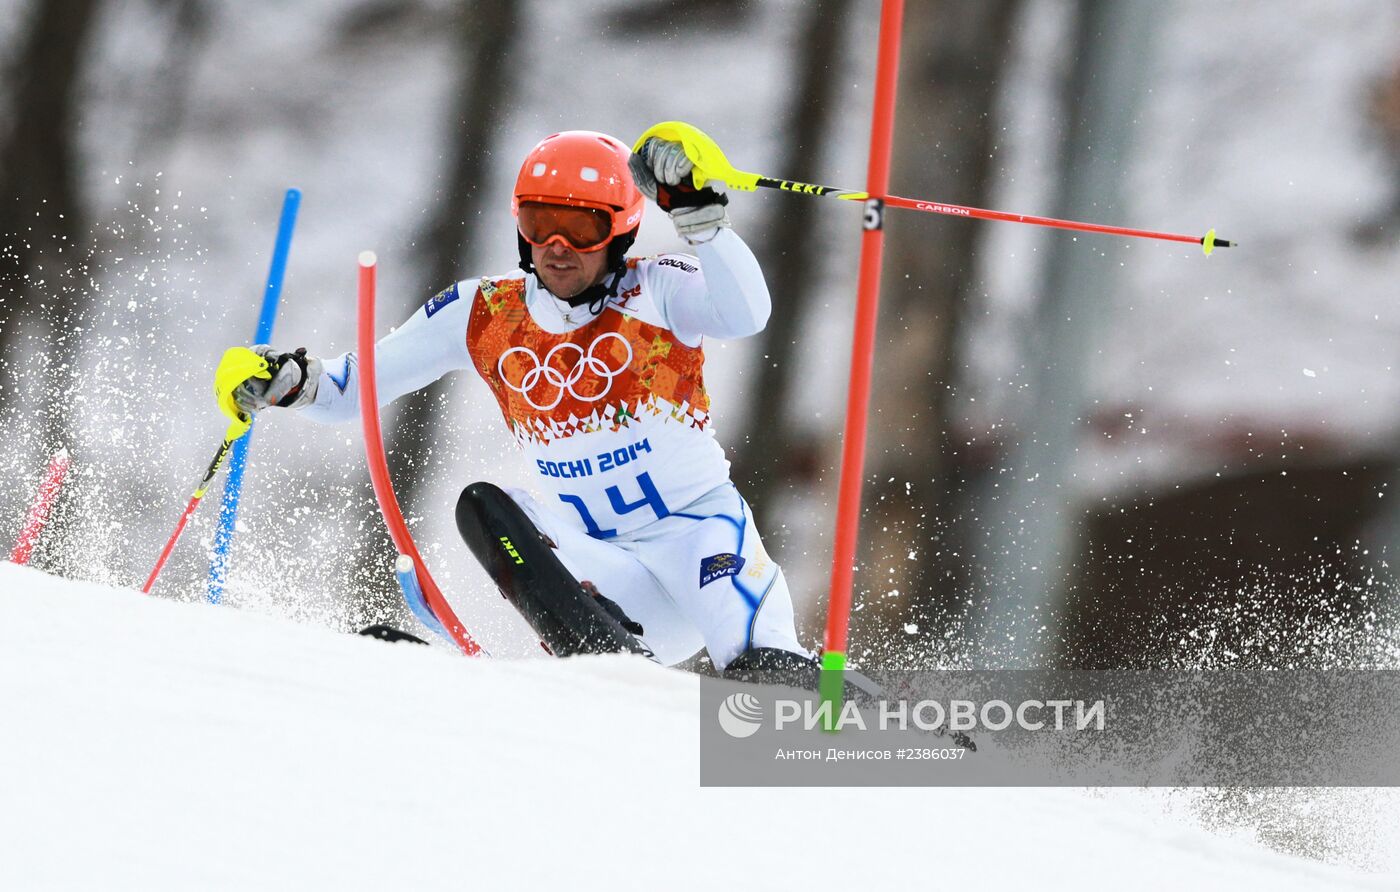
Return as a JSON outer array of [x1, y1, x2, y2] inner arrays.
[[516, 200, 616, 253]]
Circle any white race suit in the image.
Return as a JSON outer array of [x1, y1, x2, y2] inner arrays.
[[300, 228, 805, 669]]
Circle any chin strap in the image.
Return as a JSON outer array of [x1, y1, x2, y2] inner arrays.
[[517, 228, 637, 317]]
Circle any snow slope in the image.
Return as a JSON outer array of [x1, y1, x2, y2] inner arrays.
[[1, 563, 1393, 891]]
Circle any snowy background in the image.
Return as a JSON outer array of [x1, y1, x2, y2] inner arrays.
[[0, 0, 1390, 651], [0, 0, 886, 649], [3, 0, 1400, 880]]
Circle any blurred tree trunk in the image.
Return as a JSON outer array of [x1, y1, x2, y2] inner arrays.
[[605, 0, 752, 34], [133, 0, 210, 163], [975, 0, 1157, 667], [0, 0, 102, 448], [348, 0, 521, 622], [730, 0, 855, 531], [850, 0, 1021, 658]]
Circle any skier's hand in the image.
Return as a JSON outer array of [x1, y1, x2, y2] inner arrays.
[[631, 137, 695, 191], [237, 345, 321, 412], [630, 137, 730, 244], [216, 345, 321, 419]]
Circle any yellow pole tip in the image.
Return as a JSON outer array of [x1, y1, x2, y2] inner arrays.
[[1202, 228, 1216, 257], [358, 250, 378, 268]]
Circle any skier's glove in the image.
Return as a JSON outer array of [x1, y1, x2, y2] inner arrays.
[[629, 137, 730, 245], [216, 345, 321, 420]]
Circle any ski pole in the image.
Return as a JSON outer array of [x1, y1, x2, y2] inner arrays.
[[9, 448, 72, 565], [144, 347, 272, 594], [142, 425, 244, 594], [357, 251, 483, 656], [207, 188, 302, 604], [634, 120, 1235, 255]]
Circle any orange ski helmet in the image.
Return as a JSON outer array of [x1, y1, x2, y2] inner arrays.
[[512, 130, 643, 310], [512, 130, 644, 241]]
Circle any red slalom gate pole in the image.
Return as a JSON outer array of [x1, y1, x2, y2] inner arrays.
[[819, 0, 904, 717], [357, 251, 483, 657], [9, 448, 72, 565]]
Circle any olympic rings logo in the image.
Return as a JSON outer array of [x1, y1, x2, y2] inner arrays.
[[498, 333, 634, 411]]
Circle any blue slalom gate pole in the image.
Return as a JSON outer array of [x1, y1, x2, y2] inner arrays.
[[206, 188, 302, 604], [394, 554, 448, 639]]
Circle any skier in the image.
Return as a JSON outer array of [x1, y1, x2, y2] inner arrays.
[[216, 129, 815, 680]]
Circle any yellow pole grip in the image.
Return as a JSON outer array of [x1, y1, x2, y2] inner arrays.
[[213, 346, 271, 439], [633, 121, 762, 192]]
